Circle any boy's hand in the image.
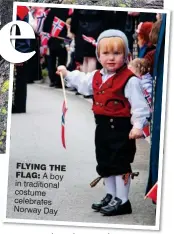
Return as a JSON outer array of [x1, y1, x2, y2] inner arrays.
[[129, 128, 143, 139], [56, 66, 68, 77]]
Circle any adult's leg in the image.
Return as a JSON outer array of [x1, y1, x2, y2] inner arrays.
[[46, 54, 57, 86], [12, 63, 28, 113], [87, 57, 97, 72], [55, 46, 67, 88], [82, 57, 88, 73], [83, 57, 96, 98]]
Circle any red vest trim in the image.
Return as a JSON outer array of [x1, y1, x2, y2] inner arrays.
[[92, 66, 134, 117]]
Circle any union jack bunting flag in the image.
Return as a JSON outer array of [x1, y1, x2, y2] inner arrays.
[[36, 8, 50, 33], [40, 32, 50, 46], [82, 34, 97, 47], [61, 100, 68, 149], [51, 17, 65, 37]]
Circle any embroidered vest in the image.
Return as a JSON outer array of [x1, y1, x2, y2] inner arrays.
[[92, 67, 134, 117]]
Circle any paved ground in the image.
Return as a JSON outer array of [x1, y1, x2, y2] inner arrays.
[[6, 83, 156, 227]]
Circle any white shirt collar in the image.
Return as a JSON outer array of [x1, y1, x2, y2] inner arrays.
[[100, 68, 116, 76]]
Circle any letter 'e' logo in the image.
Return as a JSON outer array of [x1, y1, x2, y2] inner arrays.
[[0, 20, 36, 63]]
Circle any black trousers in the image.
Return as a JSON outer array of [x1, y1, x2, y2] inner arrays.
[[47, 42, 67, 86], [27, 52, 43, 83], [94, 115, 136, 177], [12, 63, 28, 113]]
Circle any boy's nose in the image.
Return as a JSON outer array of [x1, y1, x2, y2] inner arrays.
[[109, 54, 114, 60]]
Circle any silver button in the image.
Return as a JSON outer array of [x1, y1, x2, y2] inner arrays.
[[100, 103, 103, 106], [111, 125, 115, 129], [102, 91, 105, 94], [110, 119, 113, 122], [95, 102, 99, 105], [114, 101, 118, 104]]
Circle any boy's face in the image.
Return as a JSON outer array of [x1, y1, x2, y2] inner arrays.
[[98, 38, 125, 72]]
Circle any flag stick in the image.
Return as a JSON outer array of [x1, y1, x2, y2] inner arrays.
[[60, 72, 68, 108]]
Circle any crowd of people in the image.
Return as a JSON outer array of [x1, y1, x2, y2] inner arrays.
[[13, 5, 165, 216], [13, 7, 162, 113]]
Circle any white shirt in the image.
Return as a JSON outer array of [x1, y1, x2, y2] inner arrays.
[[65, 69, 150, 129]]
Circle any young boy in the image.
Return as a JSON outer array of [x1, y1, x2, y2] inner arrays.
[[128, 58, 152, 110], [57, 30, 150, 216]]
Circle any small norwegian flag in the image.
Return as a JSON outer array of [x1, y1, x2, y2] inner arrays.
[[82, 34, 97, 47], [61, 100, 68, 149], [143, 124, 150, 138], [40, 32, 50, 46], [145, 182, 158, 203], [35, 8, 50, 33], [40, 46, 47, 56], [51, 17, 65, 37]]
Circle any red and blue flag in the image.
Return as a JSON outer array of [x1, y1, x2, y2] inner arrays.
[[82, 34, 97, 47], [40, 46, 48, 56], [40, 32, 50, 46], [36, 8, 50, 33], [61, 100, 68, 149], [51, 17, 65, 37]]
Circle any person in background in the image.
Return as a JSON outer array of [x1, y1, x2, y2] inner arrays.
[[136, 21, 154, 58], [12, 6, 31, 113], [125, 12, 156, 54], [144, 19, 162, 75], [128, 58, 152, 110], [43, 7, 69, 88], [65, 18, 76, 72]]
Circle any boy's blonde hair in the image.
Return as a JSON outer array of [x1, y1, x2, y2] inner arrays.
[[129, 58, 151, 76], [97, 37, 126, 57]]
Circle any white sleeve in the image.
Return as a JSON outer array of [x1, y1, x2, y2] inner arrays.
[[125, 76, 150, 129], [64, 70, 96, 96]]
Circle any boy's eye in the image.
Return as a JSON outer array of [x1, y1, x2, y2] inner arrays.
[[114, 51, 121, 55], [103, 51, 108, 54]]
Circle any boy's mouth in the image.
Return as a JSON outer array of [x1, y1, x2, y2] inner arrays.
[[107, 63, 116, 66]]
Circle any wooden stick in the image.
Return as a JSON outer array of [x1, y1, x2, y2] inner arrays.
[[60, 72, 68, 108]]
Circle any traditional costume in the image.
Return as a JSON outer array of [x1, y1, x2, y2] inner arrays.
[[64, 30, 150, 216]]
